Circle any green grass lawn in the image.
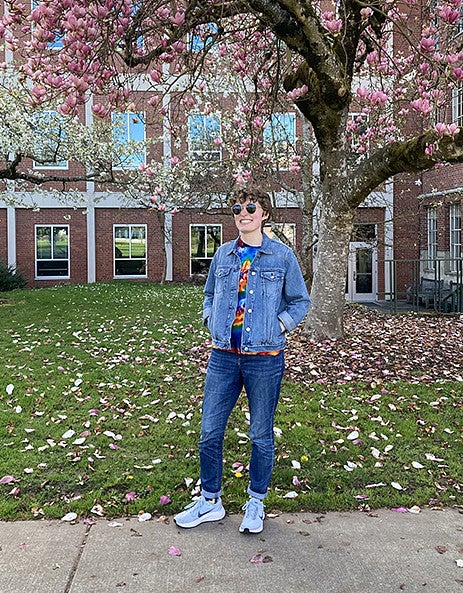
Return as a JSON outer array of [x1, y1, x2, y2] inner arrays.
[[0, 282, 462, 520]]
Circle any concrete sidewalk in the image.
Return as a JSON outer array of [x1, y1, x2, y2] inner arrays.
[[1, 508, 463, 593]]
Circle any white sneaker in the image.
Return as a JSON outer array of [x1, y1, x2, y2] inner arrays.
[[239, 498, 265, 533], [174, 496, 225, 528]]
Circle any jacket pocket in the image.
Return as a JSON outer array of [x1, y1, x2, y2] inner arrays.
[[260, 270, 284, 297], [214, 266, 232, 295]]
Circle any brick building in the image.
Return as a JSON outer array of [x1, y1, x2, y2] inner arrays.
[[0, 3, 461, 306]]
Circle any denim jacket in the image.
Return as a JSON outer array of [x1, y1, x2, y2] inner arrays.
[[203, 234, 311, 353]]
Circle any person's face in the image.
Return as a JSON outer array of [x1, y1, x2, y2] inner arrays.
[[232, 198, 268, 236]]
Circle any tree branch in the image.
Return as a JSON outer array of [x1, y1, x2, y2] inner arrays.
[[347, 129, 463, 207]]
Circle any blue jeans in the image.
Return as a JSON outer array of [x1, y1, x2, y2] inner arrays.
[[199, 348, 285, 501]]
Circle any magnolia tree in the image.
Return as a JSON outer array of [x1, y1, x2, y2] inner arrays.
[[3, 0, 463, 339]]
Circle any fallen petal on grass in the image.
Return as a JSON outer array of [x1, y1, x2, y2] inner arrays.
[[391, 482, 404, 490], [0, 475, 15, 484], [61, 512, 78, 522]]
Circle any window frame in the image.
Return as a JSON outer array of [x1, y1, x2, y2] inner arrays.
[[264, 223, 296, 246], [189, 223, 222, 275], [35, 224, 70, 279], [263, 112, 296, 170], [112, 112, 146, 170], [113, 224, 148, 278], [188, 113, 222, 165], [32, 110, 69, 170], [450, 202, 462, 271], [452, 82, 463, 126], [427, 206, 438, 268]]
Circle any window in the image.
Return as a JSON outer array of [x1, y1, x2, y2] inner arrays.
[[263, 113, 296, 168], [188, 114, 221, 164], [189, 23, 218, 52], [112, 112, 146, 170], [453, 82, 463, 126], [264, 223, 296, 245], [35, 225, 69, 278], [114, 225, 147, 276], [450, 203, 462, 270], [33, 111, 68, 169], [427, 206, 438, 267], [190, 224, 222, 274], [31, 1, 64, 49]]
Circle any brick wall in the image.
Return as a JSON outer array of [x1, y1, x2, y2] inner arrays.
[[422, 164, 463, 195], [15, 208, 88, 287]]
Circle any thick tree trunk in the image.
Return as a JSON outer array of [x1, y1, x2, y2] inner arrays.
[[303, 202, 355, 340]]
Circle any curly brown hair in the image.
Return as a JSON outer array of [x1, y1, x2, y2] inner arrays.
[[228, 186, 273, 220]]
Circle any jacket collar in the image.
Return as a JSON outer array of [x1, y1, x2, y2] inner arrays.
[[227, 233, 273, 256]]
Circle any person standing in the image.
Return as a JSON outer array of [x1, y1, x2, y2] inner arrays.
[[174, 186, 310, 533]]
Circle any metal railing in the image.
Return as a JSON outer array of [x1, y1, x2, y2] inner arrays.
[[381, 258, 463, 313]]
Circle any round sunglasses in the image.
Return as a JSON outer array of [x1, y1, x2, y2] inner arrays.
[[231, 203, 257, 215]]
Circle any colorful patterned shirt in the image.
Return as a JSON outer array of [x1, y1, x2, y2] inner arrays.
[[230, 238, 259, 351], [228, 238, 280, 356]]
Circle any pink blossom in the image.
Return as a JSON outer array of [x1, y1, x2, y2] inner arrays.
[[155, 7, 170, 20], [124, 491, 137, 502], [149, 69, 161, 84], [360, 7, 373, 19], [92, 103, 109, 118], [410, 98, 433, 114], [0, 475, 15, 484], [287, 84, 309, 101], [447, 53, 460, 65], [453, 67, 463, 80], [356, 86, 369, 100], [171, 156, 180, 166], [434, 123, 446, 136], [425, 143, 435, 155], [369, 90, 388, 105], [326, 19, 343, 33], [168, 546, 182, 556], [419, 37, 435, 53], [169, 12, 185, 27], [159, 495, 171, 505], [366, 51, 378, 65], [419, 62, 431, 75], [436, 5, 460, 24]]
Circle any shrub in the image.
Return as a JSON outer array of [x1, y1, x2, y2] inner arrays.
[[0, 260, 28, 291]]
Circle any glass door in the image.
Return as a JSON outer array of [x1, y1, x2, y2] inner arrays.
[[346, 242, 377, 302]]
